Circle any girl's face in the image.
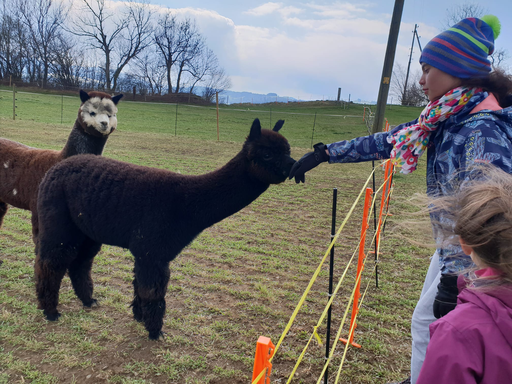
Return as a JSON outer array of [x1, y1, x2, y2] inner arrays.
[[419, 64, 462, 102], [459, 238, 485, 268]]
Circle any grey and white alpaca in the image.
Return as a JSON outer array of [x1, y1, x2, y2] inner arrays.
[[0, 90, 123, 242], [35, 118, 295, 340]]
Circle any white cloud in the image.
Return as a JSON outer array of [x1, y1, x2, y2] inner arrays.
[[155, 3, 411, 101], [306, 2, 369, 18], [245, 2, 283, 16]]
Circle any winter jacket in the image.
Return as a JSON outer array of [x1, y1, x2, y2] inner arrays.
[[416, 280, 512, 384], [326, 92, 512, 274]]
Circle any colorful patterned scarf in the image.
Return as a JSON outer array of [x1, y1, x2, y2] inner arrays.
[[388, 86, 481, 174]]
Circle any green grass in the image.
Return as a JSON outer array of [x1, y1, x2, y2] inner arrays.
[[0, 94, 432, 383], [0, 87, 423, 148]]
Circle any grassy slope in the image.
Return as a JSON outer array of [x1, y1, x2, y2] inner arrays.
[[0, 94, 432, 384]]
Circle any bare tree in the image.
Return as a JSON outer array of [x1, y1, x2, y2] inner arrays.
[[153, 13, 204, 94], [201, 66, 231, 103], [0, 4, 27, 81], [132, 51, 166, 95], [173, 20, 203, 94], [18, 0, 68, 88], [391, 63, 428, 107], [50, 34, 85, 88], [153, 12, 179, 94], [185, 47, 231, 101], [70, 0, 153, 92], [442, 3, 509, 70]]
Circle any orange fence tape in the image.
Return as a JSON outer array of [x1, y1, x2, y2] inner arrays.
[[340, 187, 373, 348]]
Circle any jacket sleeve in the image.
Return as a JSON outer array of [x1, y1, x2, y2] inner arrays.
[[326, 119, 418, 164], [416, 320, 481, 384]]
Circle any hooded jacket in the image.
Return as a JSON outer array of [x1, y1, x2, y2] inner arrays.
[[416, 282, 512, 384], [326, 92, 512, 274]]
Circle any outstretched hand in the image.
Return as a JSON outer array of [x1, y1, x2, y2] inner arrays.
[[288, 143, 329, 183]]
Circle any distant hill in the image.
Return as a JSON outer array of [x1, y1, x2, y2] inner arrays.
[[192, 87, 299, 104], [191, 87, 376, 105], [216, 90, 299, 104]]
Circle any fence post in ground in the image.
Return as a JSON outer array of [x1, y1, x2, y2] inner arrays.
[[252, 336, 275, 384], [310, 112, 317, 149], [324, 187, 337, 384], [216, 91, 219, 141], [12, 84, 17, 120], [373, 160, 393, 288], [174, 102, 178, 137]]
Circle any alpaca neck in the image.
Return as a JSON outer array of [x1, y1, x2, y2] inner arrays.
[[186, 152, 269, 229], [60, 121, 108, 158]]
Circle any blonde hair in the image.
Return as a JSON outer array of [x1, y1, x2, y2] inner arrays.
[[431, 165, 512, 288]]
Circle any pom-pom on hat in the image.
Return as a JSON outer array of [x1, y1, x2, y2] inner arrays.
[[420, 15, 501, 79]]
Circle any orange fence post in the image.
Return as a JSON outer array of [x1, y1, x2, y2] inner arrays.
[[252, 336, 275, 384], [385, 163, 395, 216], [374, 161, 393, 253], [340, 187, 373, 348]]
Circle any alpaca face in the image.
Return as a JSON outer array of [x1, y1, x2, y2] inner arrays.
[[246, 119, 296, 184], [80, 96, 119, 137]]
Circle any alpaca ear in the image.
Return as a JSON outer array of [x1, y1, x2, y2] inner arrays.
[[80, 90, 90, 103], [273, 119, 285, 132], [112, 93, 124, 105], [248, 118, 262, 141]]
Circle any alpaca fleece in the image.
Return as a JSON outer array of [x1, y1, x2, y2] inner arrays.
[[0, 90, 123, 240], [35, 118, 295, 340]]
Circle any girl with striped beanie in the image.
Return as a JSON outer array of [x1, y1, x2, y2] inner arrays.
[[289, 15, 512, 384]]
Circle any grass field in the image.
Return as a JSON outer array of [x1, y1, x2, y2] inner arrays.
[[0, 88, 422, 147], [0, 94, 433, 384]]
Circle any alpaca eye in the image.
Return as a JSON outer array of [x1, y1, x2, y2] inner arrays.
[[263, 152, 272, 161], [107, 115, 112, 118], [90, 112, 96, 116]]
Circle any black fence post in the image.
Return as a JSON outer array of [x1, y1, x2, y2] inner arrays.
[[324, 187, 337, 384]]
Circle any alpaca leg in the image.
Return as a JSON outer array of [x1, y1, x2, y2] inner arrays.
[[133, 258, 170, 340], [131, 275, 143, 323], [0, 201, 7, 229], [31, 212, 40, 254], [68, 238, 102, 308], [0, 201, 6, 265], [35, 247, 75, 321], [35, 210, 83, 321]]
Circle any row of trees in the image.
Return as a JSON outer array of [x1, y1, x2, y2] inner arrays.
[[0, 0, 231, 101]]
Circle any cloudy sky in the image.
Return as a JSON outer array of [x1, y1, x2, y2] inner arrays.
[[147, 0, 511, 102]]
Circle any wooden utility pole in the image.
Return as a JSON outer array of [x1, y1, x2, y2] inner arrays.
[[403, 24, 422, 105], [371, 0, 405, 134]]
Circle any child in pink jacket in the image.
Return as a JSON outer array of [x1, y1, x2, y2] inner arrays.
[[417, 166, 512, 384]]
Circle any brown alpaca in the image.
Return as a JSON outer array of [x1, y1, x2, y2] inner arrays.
[[0, 90, 123, 243]]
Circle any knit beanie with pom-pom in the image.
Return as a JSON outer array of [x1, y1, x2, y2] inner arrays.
[[419, 15, 501, 78]]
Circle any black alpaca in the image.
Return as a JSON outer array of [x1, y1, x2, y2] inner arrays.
[[0, 90, 123, 243], [35, 118, 295, 340]]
